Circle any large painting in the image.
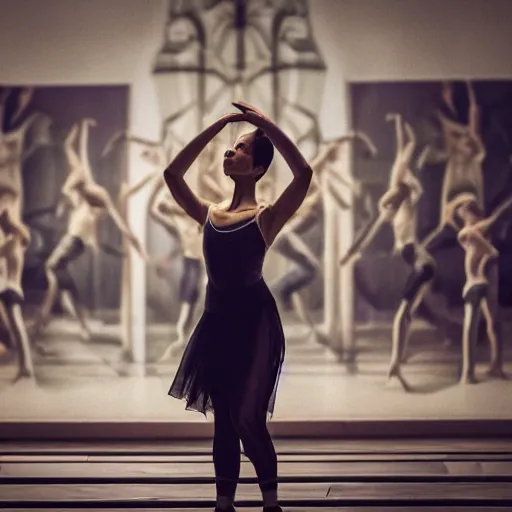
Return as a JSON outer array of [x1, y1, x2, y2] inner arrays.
[[346, 80, 512, 394], [0, 85, 133, 397]]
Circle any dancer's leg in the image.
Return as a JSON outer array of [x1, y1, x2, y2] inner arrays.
[[211, 395, 241, 511], [460, 284, 486, 384], [8, 301, 35, 378], [60, 287, 91, 341], [388, 260, 435, 379]]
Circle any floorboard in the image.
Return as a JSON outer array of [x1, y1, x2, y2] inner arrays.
[[1, 482, 511, 502], [2, 439, 512, 509], [2, 438, 512, 455], [4, 509, 512, 512]]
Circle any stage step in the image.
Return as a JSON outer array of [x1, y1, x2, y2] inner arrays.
[[1, 439, 512, 509]]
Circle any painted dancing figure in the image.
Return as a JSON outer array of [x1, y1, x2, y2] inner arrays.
[[0, 209, 34, 380], [164, 101, 312, 512], [449, 194, 511, 383], [340, 114, 421, 267], [273, 132, 376, 344], [31, 120, 148, 340], [388, 82, 486, 381]]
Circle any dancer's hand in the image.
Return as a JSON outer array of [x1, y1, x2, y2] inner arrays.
[[219, 112, 248, 126], [83, 117, 98, 127], [232, 101, 263, 116], [232, 101, 273, 126]]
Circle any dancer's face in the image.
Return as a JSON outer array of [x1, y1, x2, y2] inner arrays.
[[457, 202, 483, 226], [223, 132, 261, 179], [446, 129, 475, 156]]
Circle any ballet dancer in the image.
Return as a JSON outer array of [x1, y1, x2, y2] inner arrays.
[[440, 194, 504, 383], [31, 119, 148, 339], [387, 82, 486, 380], [165, 101, 312, 512], [0, 87, 40, 222], [147, 173, 205, 361], [128, 141, 206, 361], [456, 192, 512, 382], [273, 132, 376, 343], [419, 81, 485, 251], [0, 209, 34, 379], [340, 114, 422, 266]]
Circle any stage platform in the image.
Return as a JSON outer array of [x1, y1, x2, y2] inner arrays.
[[0, 438, 511, 509]]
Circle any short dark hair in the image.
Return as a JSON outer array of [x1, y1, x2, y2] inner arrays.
[[251, 128, 274, 181]]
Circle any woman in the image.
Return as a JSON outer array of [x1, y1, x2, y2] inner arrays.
[[164, 101, 312, 512], [446, 194, 506, 384]]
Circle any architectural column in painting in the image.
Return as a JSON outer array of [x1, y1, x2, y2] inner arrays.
[[323, 87, 355, 355]]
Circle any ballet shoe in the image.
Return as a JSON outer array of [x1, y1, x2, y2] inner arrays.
[[13, 367, 34, 382], [486, 365, 508, 380], [387, 364, 401, 380], [386, 365, 409, 390]]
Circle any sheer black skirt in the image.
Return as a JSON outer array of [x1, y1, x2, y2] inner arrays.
[[168, 278, 285, 417]]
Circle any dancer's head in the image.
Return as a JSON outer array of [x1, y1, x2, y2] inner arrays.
[[69, 175, 87, 191], [438, 114, 477, 156], [452, 194, 484, 226], [223, 128, 274, 182]]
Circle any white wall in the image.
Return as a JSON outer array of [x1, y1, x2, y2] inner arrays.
[[2, 0, 511, 135], [1, 0, 511, 357]]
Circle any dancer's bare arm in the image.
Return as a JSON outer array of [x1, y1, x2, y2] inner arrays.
[[474, 195, 512, 234], [467, 82, 486, 162], [417, 144, 448, 169], [163, 113, 246, 225], [379, 183, 408, 213], [122, 172, 159, 200], [147, 176, 181, 233], [233, 102, 313, 245], [386, 113, 404, 154], [467, 81, 480, 138], [466, 80, 486, 162], [283, 230, 321, 269], [9, 87, 34, 126], [402, 122, 416, 165], [79, 118, 97, 182], [81, 184, 148, 260], [106, 200, 149, 261], [326, 182, 351, 210], [403, 173, 423, 205]]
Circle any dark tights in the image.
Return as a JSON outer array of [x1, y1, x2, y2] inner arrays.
[[212, 394, 278, 498]]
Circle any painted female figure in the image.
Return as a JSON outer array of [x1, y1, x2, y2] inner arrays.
[[164, 101, 312, 512]]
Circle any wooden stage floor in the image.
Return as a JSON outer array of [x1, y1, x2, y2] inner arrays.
[[1, 438, 512, 510]]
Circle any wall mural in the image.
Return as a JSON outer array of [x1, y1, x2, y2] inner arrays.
[[1, 3, 511, 424], [348, 80, 512, 391]]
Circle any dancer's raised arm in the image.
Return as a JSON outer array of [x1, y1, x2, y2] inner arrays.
[[163, 113, 247, 225], [148, 177, 180, 233], [466, 81, 486, 162], [79, 118, 97, 182], [233, 102, 313, 244], [474, 195, 512, 234]]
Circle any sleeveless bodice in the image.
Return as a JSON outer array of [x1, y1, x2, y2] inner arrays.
[[203, 212, 266, 291]]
